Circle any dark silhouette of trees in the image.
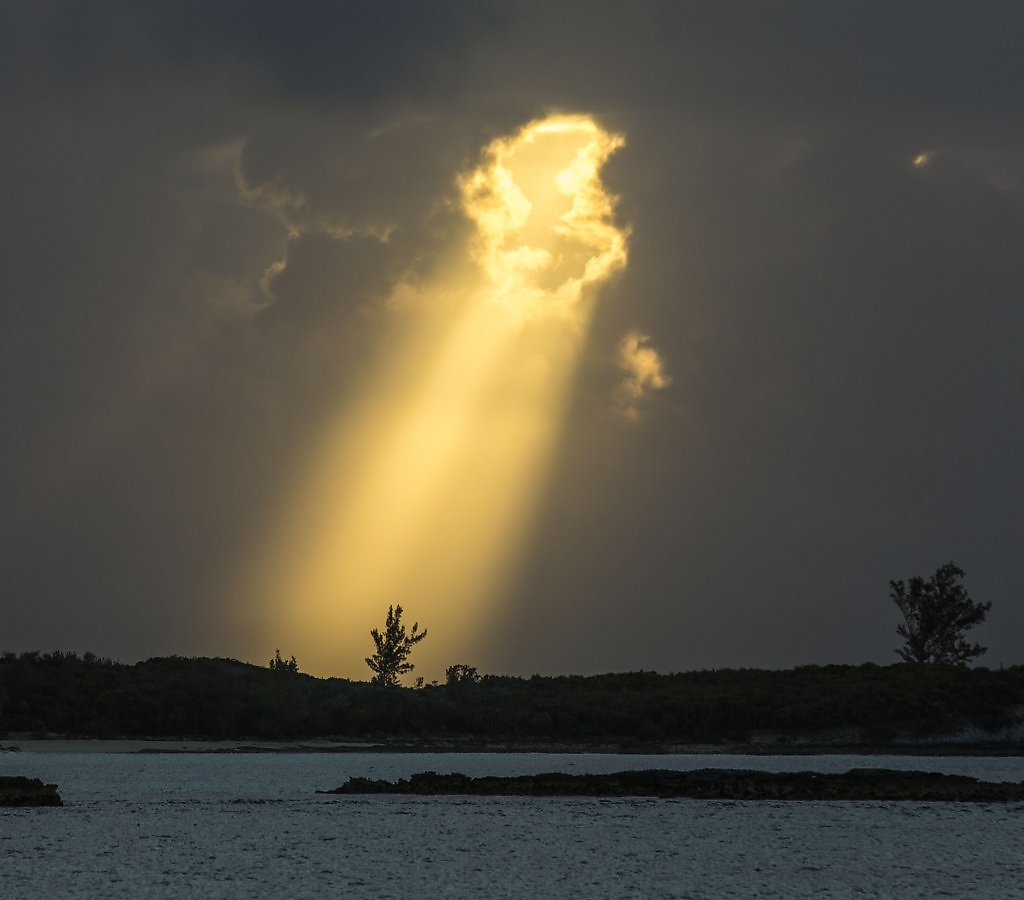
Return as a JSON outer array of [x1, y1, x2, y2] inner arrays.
[[269, 649, 298, 674], [446, 664, 480, 686], [892, 562, 990, 664], [365, 605, 427, 687], [5, 652, 1024, 742]]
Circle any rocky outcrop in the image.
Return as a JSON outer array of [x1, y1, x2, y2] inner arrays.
[[322, 768, 1024, 802], [0, 776, 62, 806]]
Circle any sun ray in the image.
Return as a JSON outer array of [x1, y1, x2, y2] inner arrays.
[[243, 114, 629, 678]]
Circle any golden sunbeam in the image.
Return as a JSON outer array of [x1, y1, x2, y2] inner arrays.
[[243, 113, 629, 679]]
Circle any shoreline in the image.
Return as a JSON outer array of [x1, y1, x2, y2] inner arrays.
[[3, 738, 1023, 756]]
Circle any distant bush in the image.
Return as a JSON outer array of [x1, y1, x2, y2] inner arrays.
[[269, 650, 299, 674]]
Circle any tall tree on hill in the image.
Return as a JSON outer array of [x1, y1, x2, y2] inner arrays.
[[892, 562, 990, 664], [365, 605, 428, 687]]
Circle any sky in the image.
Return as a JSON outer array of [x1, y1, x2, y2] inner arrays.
[[2, 1, 1022, 680]]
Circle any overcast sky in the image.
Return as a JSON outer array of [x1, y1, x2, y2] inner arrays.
[[2, 1, 1021, 677]]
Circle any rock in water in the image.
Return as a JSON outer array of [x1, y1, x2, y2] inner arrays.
[[321, 768, 1024, 802], [0, 776, 63, 807]]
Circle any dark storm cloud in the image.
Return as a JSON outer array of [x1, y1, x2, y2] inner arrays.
[[466, 1, 1024, 672], [1, 1, 1021, 672], [0, 0, 493, 655], [5, 0, 497, 98]]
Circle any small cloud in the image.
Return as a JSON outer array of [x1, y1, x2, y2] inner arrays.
[[260, 258, 288, 298], [614, 330, 671, 422], [908, 147, 1024, 196]]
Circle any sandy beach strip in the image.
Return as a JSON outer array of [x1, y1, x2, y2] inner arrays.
[[0, 739, 372, 754]]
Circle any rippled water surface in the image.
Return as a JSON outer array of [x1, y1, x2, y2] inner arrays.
[[3, 752, 1023, 898]]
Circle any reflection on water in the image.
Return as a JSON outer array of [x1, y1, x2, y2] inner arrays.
[[2, 753, 1023, 899]]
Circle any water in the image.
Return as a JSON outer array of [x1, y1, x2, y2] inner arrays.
[[2, 752, 1023, 898]]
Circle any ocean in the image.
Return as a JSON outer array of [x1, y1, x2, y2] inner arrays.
[[2, 751, 1022, 898]]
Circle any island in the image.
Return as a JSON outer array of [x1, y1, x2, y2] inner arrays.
[[4, 653, 1024, 754], [322, 768, 1024, 802]]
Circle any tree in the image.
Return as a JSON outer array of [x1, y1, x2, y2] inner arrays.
[[891, 562, 990, 664], [269, 649, 298, 674], [445, 664, 480, 686], [365, 605, 427, 687]]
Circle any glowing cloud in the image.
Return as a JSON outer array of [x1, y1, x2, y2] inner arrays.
[[615, 331, 671, 422], [241, 114, 629, 678], [459, 114, 628, 323]]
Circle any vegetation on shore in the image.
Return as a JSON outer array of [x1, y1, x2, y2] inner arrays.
[[1, 651, 1023, 745]]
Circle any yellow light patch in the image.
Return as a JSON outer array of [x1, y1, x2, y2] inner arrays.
[[241, 113, 628, 679]]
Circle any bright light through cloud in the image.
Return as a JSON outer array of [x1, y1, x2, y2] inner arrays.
[[240, 114, 629, 678], [460, 114, 627, 322]]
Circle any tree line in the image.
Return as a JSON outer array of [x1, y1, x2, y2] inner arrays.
[[2, 653, 1021, 744], [0, 562, 1003, 743]]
